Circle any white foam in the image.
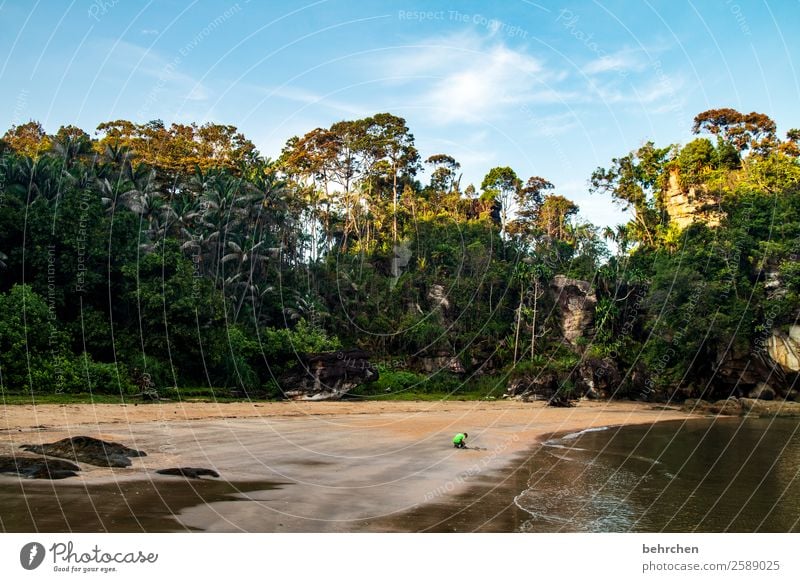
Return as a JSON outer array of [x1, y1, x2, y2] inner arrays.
[[558, 425, 611, 441]]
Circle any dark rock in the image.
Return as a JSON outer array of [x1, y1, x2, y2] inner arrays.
[[507, 371, 559, 401], [712, 345, 785, 398], [156, 467, 220, 479], [0, 456, 80, 479], [628, 362, 650, 397], [748, 382, 776, 401], [281, 349, 378, 400], [671, 385, 698, 401], [21, 436, 146, 468], [574, 357, 620, 399], [547, 394, 576, 408]]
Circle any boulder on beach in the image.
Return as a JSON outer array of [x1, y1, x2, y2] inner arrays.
[[20, 436, 147, 468], [156, 467, 220, 479], [0, 455, 80, 479]]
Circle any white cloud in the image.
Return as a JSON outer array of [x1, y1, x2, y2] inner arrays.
[[526, 111, 581, 137], [588, 74, 685, 113], [255, 84, 365, 117], [582, 49, 648, 75], [373, 32, 570, 124], [103, 40, 212, 106]]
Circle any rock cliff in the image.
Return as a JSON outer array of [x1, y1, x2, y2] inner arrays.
[[550, 275, 596, 346], [663, 169, 723, 228], [767, 325, 800, 372]]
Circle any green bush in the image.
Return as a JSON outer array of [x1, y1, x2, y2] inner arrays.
[[84, 358, 136, 395], [19, 354, 135, 395], [374, 370, 427, 393], [261, 318, 341, 364], [0, 285, 63, 390]]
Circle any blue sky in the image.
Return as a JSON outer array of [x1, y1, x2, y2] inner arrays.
[[1, 0, 798, 229]]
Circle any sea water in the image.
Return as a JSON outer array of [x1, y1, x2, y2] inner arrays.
[[513, 417, 800, 532]]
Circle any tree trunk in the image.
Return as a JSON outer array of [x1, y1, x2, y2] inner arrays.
[[530, 279, 539, 360], [392, 169, 398, 247], [514, 282, 523, 364]]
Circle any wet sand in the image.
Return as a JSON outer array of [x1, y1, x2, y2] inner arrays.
[[0, 400, 695, 532]]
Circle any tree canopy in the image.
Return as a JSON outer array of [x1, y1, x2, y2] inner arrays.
[[0, 107, 798, 403]]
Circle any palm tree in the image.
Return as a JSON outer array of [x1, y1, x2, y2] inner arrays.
[[197, 171, 251, 287], [118, 165, 164, 248], [161, 189, 201, 240]]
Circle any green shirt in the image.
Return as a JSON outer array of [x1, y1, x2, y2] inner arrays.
[[453, 433, 466, 444]]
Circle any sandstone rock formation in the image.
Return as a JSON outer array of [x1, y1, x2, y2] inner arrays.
[[281, 349, 378, 400], [663, 169, 723, 229], [767, 325, 800, 372], [550, 275, 596, 346]]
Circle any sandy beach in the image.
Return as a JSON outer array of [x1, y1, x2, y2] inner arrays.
[[0, 400, 696, 532]]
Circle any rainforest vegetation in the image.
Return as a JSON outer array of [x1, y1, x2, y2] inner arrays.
[[0, 108, 798, 400]]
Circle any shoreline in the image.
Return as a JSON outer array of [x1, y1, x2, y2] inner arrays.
[[0, 400, 698, 532], [366, 416, 703, 533]]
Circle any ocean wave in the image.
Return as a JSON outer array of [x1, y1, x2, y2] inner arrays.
[[557, 425, 612, 441]]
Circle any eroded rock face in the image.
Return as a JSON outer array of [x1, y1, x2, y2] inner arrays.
[[664, 169, 723, 229], [506, 371, 559, 401], [767, 325, 800, 372], [20, 436, 146, 468], [575, 357, 621, 399], [712, 345, 784, 398], [428, 284, 450, 310], [418, 352, 466, 374], [550, 275, 596, 346], [748, 382, 776, 401], [281, 349, 378, 400]]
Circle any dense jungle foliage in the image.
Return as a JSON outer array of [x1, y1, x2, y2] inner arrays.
[[0, 108, 797, 400]]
